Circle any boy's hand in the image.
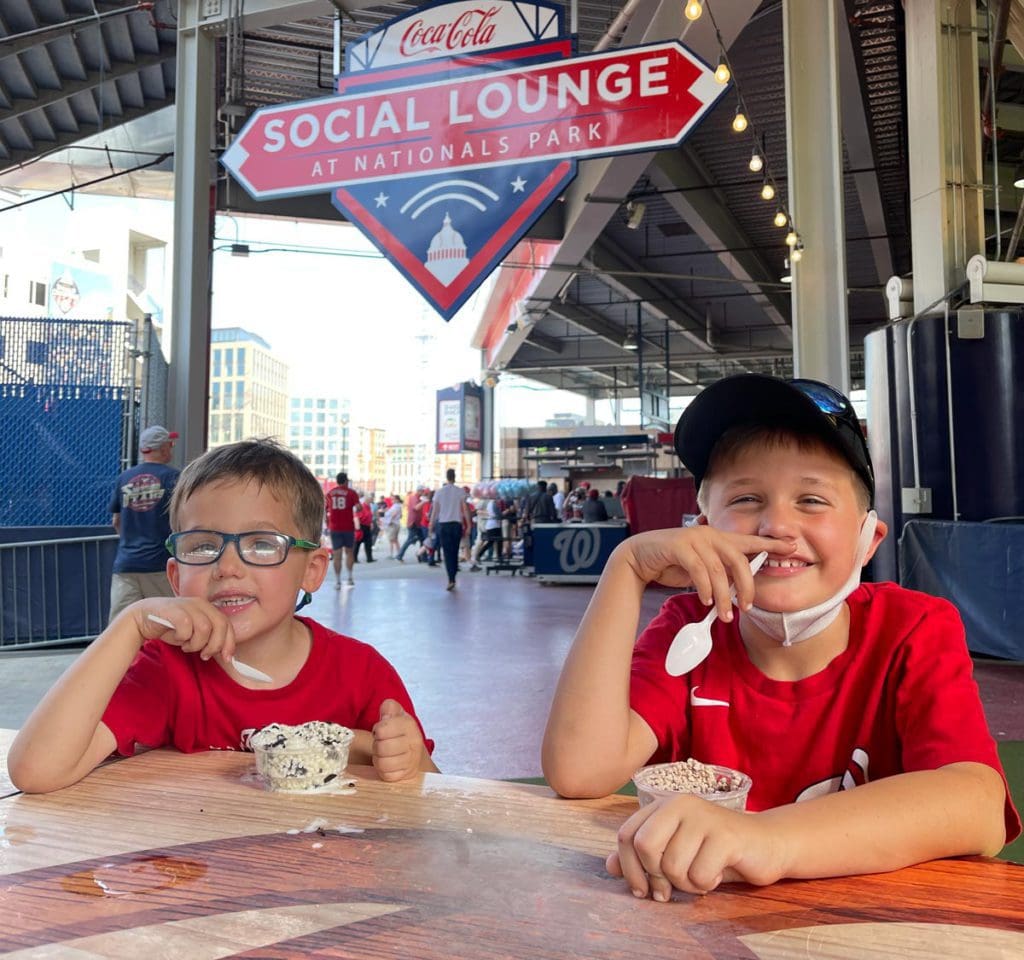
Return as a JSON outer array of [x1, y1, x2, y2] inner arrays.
[[372, 698, 427, 781], [619, 527, 789, 619], [607, 794, 785, 900], [130, 598, 237, 664]]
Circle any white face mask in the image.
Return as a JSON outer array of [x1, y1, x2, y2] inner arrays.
[[743, 510, 878, 647]]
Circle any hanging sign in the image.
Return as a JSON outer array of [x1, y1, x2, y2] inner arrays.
[[436, 381, 483, 453], [221, 0, 728, 320]]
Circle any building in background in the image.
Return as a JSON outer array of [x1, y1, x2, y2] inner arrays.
[[208, 327, 289, 447], [352, 424, 386, 494], [385, 443, 482, 494], [288, 395, 350, 484]]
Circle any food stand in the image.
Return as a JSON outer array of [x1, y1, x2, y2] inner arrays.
[[531, 521, 630, 583]]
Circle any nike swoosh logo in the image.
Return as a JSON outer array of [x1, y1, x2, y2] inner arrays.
[[690, 686, 730, 708]]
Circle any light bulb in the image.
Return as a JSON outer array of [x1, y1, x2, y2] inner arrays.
[[748, 150, 763, 173], [785, 230, 798, 247], [684, 0, 703, 21], [781, 258, 792, 283], [773, 209, 788, 228], [791, 246, 803, 263], [760, 181, 775, 201], [732, 110, 748, 133], [714, 59, 731, 84]]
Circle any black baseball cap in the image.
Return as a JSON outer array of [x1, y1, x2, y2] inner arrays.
[[673, 374, 874, 503]]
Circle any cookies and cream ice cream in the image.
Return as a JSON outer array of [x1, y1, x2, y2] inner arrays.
[[633, 759, 751, 810], [249, 721, 355, 792]]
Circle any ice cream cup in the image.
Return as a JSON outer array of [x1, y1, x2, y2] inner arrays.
[[249, 722, 354, 793], [632, 761, 752, 811]]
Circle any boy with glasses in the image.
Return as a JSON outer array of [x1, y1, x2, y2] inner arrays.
[[543, 374, 1018, 899], [10, 440, 437, 793]]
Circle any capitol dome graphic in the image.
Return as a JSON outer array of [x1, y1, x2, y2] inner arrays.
[[425, 212, 470, 285]]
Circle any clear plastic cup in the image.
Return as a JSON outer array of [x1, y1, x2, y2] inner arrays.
[[633, 761, 752, 811], [250, 722, 354, 793]]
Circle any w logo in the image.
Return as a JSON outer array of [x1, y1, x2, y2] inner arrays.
[[552, 528, 600, 573]]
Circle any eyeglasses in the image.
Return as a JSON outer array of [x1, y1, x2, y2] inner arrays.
[[166, 530, 320, 566]]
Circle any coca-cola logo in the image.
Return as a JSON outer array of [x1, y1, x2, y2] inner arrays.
[[400, 7, 500, 58]]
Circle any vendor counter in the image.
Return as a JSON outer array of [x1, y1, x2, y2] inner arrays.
[[531, 521, 630, 583]]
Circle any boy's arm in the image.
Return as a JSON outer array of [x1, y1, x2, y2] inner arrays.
[[8, 620, 145, 793], [612, 761, 1007, 900], [9, 599, 236, 794], [543, 527, 791, 800], [541, 547, 659, 798]]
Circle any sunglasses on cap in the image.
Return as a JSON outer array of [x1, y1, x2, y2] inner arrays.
[[788, 378, 874, 487]]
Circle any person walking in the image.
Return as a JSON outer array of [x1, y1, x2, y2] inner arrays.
[[325, 471, 359, 587], [396, 492, 423, 561], [383, 495, 403, 558], [355, 494, 376, 563], [430, 469, 467, 591], [108, 425, 180, 622]]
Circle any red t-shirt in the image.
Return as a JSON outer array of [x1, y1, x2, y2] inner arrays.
[[325, 485, 359, 532], [102, 617, 434, 756], [629, 582, 1020, 842]]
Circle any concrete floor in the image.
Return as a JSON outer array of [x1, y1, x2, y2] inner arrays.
[[2, 558, 1022, 779]]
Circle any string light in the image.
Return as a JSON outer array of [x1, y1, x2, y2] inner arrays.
[[703, 0, 802, 260]]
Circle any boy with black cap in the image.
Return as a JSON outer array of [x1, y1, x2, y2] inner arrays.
[[543, 375, 1019, 900]]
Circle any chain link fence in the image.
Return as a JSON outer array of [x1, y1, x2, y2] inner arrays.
[[0, 316, 135, 525], [0, 315, 172, 648]]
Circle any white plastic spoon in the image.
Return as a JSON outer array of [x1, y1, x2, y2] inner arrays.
[[664, 551, 769, 677], [146, 613, 273, 683]]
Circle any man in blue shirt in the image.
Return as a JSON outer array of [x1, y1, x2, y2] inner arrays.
[[108, 425, 180, 622]]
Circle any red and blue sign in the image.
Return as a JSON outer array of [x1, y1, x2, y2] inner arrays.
[[221, 1, 728, 320]]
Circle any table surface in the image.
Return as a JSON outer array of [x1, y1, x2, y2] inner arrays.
[[1, 747, 1023, 959]]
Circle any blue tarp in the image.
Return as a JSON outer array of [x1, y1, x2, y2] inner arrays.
[[899, 519, 1024, 661]]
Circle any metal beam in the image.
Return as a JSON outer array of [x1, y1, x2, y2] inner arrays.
[[784, 0, 849, 388], [0, 99, 173, 173], [169, 1, 216, 462], [590, 238, 716, 352], [1, 51, 175, 125]]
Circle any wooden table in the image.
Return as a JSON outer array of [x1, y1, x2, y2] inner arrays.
[[1, 749, 1022, 959]]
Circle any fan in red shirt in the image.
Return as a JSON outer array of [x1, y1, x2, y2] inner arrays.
[[325, 472, 360, 587]]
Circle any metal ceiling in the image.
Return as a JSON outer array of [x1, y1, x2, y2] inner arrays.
[[2, 0, 1023, 403]]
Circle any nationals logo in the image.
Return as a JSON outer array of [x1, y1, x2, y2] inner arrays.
[[221, 0, 728, 319]]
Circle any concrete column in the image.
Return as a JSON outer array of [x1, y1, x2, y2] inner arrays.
[[783, 0, 849, 391], [905, 0, 983, 315], [585, 396, 596, 425], [169, 0, 215, 464], [481, 378, 495, 480]]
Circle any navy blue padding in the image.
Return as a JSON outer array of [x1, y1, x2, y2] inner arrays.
[[899, 519, 1024, 660]]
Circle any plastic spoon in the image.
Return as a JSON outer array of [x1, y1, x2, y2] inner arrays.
[[664, 551, 769, 677], [146, 613, 273, 683]]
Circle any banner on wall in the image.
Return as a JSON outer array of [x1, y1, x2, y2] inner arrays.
[[436, 381, 483, 453], [48, 263, 114, 320], [221, 0, 729, 321]]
